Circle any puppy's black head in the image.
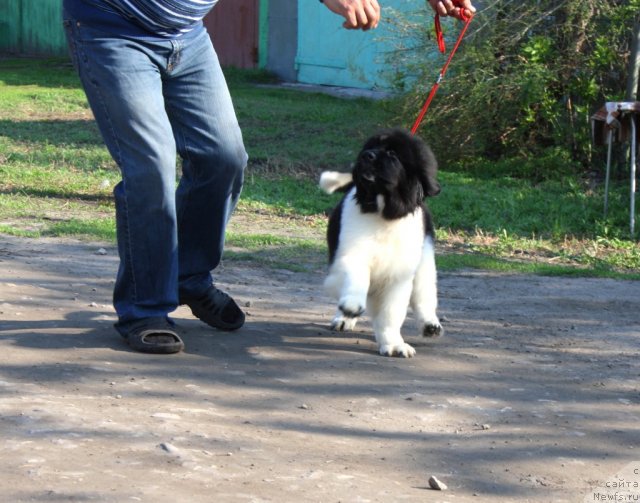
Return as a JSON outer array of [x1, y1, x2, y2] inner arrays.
[[352, 129, 440, 219]]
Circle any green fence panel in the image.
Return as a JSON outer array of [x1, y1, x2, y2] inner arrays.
[[0, 0, 66, 56], [0, 0, 21, 51]]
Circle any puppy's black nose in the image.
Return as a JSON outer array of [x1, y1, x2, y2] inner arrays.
[[361, 150, 377, 162]]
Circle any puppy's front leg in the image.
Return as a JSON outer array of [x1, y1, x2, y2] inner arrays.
[[330, 308, 359, 332], [325, 259, 369, 332], [411, 236, 443, 338], [370, 281, 416, 358], [338, 263, 370, 319]]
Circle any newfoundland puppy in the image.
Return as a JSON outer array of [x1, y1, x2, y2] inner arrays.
[[319, 129, 443, 357]]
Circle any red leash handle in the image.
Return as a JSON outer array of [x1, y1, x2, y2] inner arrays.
[[435, 14, 446, 53], [410, 8, 473, 135], [435, 5, 472, 54]]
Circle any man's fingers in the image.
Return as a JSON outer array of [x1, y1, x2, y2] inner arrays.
[[352, 1, 379, 30], [430, 0, 476, 20], [366, 0, 381, 28], [324, 0, 381, 31], [354, 7, 369, 29], [343, 9, 359, 29], [438, 0, 453, 15], [435, 3, 448, 16]]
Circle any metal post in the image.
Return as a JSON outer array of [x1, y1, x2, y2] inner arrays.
[[630, 114, 637, 236], [604, 128, 613, 218], [626, 20, 640, 101]]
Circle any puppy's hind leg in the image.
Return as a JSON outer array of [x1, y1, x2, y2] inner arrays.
[[410, 235, 443, 338]]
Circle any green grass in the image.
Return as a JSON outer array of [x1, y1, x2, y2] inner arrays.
[[432, 174, 619, 237], [225, 232, 327, 272], [225, 67, 397, 168], [1, 57, 638, 278]]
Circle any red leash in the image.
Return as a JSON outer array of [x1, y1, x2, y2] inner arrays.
[[410, 8, 473, 135]]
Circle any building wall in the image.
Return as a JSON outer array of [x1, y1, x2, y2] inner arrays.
[[0, 0, 67, 56], [204, 0, 260, 69], [296, 0, 423, 90], [265, 0, 297, 82], [0, 0, 422, 90]]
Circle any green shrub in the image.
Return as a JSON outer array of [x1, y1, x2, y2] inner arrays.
[[389, 0, 640, 174]]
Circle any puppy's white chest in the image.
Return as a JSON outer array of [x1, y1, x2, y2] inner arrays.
[[338, 193, 424, 273]]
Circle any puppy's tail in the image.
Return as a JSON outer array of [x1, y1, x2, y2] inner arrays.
[[319, 171, 353, 194]]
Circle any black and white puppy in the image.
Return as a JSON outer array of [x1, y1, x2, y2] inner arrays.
[[319, 129, 443, 357]]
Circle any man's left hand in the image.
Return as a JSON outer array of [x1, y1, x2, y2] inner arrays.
[[322, 0, 381, 31]]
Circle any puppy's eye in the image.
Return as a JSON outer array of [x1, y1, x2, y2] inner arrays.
[[361, 150, 377, 161], [386, 150, 397, 159]]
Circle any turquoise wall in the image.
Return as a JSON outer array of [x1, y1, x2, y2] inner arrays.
[[296, 0, 424, 90]]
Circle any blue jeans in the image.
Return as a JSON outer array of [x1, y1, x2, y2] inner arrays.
[[63, 15, 247, 333]]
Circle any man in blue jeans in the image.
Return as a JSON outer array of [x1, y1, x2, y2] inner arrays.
[[62, 0, 382, 354]]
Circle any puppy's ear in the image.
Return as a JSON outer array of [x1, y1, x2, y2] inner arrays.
[[391, 129, 440, 198], [422, 172, 441, 197], [416, 140, 441, 197]]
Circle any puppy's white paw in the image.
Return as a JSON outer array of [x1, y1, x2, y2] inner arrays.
[[379, 343, 416, 358], [338, 296, 365, 319], [330, 314, 358, 332], [422, 321, 443, 338]]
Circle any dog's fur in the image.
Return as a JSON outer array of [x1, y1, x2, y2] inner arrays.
[[319, 129, 442, 357]]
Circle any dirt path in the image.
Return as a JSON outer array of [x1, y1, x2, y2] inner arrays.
[[0, 234, 639, 502]]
